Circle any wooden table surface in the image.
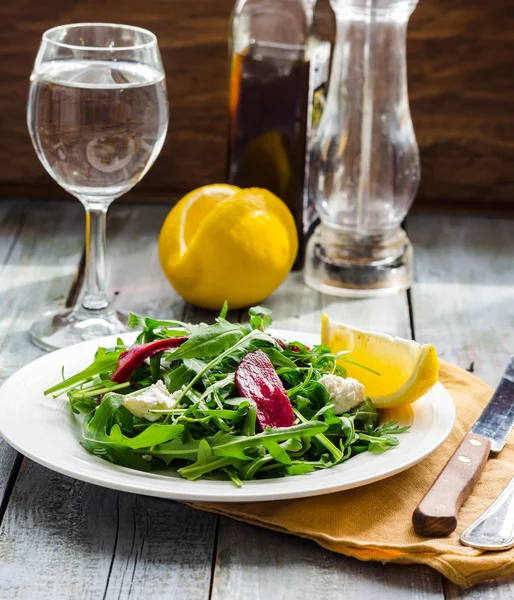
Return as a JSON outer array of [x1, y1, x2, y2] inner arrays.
[[0, 200, 512, 599]]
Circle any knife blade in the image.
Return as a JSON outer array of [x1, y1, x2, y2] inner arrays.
[[471, 358, 514, 452], [413, 357, 514, 537]]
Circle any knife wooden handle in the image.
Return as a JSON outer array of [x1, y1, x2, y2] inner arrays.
[[413, 432, 491, 537]]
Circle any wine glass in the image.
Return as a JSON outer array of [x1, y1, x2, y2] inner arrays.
[[27, 23, 169, 351]]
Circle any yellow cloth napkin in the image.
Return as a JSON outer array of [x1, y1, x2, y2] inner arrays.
[[191, 362, 514, 588]]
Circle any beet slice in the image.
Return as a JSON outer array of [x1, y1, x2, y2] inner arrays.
[[111, 337, 188, 383], [235, 350, 295, 430]]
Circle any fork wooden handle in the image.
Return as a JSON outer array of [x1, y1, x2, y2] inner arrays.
[[412, 432, 491, 537]]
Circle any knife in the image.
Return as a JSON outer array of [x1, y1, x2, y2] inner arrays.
[[413, 357, 514, 537]]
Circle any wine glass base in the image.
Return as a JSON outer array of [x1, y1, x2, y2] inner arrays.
[[30, 307, 129, 352], [304, 225, 413, 298]]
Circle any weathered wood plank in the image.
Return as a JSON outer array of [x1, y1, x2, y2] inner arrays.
[[0, 202, 219, 600], [0, 200, 84, 515], [105, 203, 183, 318], [0, 203, 24, 267], [0, 459, 218, 600], [0, 201, 101, 598], [0, 202, 26, 516], [213, 517, 443, 600], [0, 460, 119, 598], [102, 495, 218, 600], [0, 200, 84, 373], [446, 581, 514, 600], [264, 271, 321, 333], [408, 214, 514, 599], [407, 215, 514, 388], [213, 279, 445, 599]]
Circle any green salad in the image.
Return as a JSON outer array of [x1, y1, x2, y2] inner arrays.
[[45, 305, 408, 487]]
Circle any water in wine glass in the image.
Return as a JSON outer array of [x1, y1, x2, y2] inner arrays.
[[28, 59, 168, 203]]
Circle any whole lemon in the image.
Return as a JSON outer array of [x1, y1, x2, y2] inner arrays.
[[158, 185, 298, 310]]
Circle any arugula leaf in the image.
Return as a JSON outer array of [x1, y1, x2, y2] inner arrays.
[[221, 466, 243, 487], [90, 446, 153, 471], [166, 363, 196, 392], [45, 347, 123, 395], [68, 392, 97, 415], [150, 353, 163, 384], [359, 420, 410, 453], [183, 358, 208, 374], [261, 347, 297, 369], [281, 438, 303, 453], [83, 393, 125, 438], [241, 405, 257, 436], [212, 422, 328, 460], [249, 306, 272, 317], [374, 420, 410, 436], [196, 439, 213, 463], [265, 441, 292, 465], [168, 320, 246, 360], [147, 431, 203, 464], [199, 374, 235, 401], [351, 397, 380, 431], [81, 393, 153, 472], [248, 306, 273, 331], [198, 407, 246, 420], [219, 301, 229, 320], [178, 456, 239, 481], [286, 463, 316, 475], [108, 423, 184, 449], [338, 416, 356, 447], [240, 455, 275, 480], [128, 313, 189, 333], [292, 407, 343, 461]]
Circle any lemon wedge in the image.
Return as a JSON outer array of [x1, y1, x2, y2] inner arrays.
[[321, 314, 439, 408]]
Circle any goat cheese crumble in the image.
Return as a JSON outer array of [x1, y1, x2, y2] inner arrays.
[[318, 374, 365, 415], [123, 380, 181, 422]]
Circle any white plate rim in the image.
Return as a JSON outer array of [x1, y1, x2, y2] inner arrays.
[[0, 328, 455, 502]]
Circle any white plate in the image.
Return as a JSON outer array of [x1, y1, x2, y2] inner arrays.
[[0, 329, 455, 502]]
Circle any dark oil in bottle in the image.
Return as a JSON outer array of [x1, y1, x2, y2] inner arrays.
[[227, 44, 310, 268]]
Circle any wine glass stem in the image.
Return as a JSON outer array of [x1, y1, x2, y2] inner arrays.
[[82, 205, 109, 311]]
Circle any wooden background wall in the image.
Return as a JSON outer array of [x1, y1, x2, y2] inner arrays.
[[1, 0, 513, 213]]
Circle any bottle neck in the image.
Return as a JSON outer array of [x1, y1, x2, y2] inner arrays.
[[230, 0, 314, 56]]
